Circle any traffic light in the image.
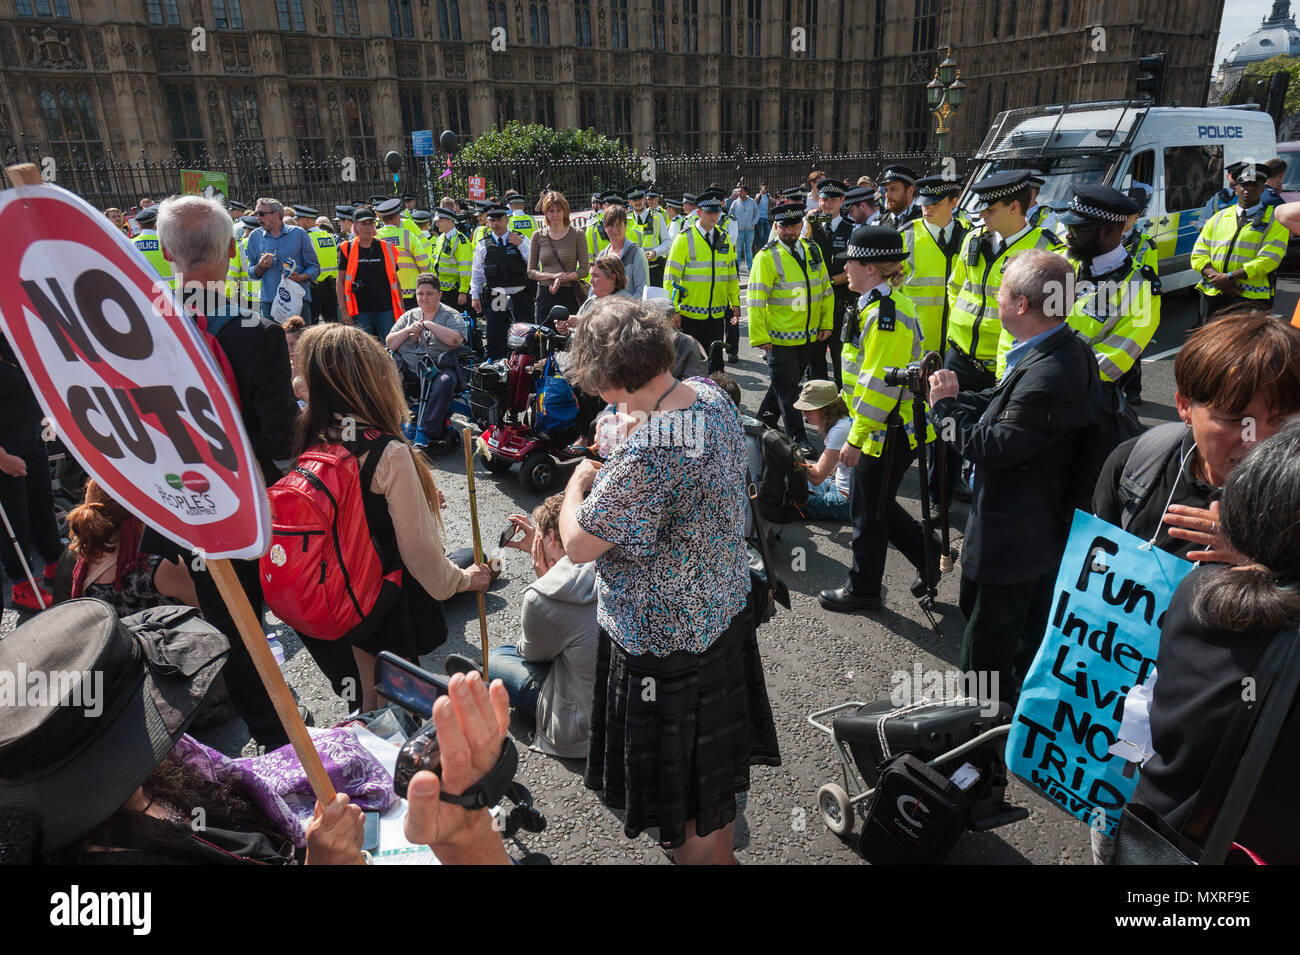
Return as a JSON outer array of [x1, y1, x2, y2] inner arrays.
[[1137, 52, 1168, 105]]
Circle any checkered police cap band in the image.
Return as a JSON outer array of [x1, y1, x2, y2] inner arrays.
[[773, 208, 806, 223], [976, 183, 1026, 203], [1067, 196, 1129, 223], [881, 168, 916, 185], [918, 182, 961, 197], [846, 244, 902, 258]]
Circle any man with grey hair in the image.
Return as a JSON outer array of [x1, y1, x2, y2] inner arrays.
[[244, 195, 320, 321], [155, 193, 312, 750], [926, 248, 1103, 701]]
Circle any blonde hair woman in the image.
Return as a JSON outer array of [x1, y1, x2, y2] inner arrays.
[[294, 324, 492, 710]]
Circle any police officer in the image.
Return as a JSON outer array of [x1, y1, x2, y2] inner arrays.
[[1191, 161, 1289, 325], [505, 192, 536, 239], [375, 196, 431, 311], [429, 206, 472, 309], [132, 205, 174, 289], [298, 205, 339, 324], [471, 205, 531, 360], [748, 200, 833, 449], [629, 186, 668, 289], [586, 191, 643, 259], [870, 166, 922, 231], [664, 191, 740, 357], [335, 205, 354, 240], [1118, 185, 1157, 406], [806, 178, 855, 388], [818, 225, 939, 613], [841, 186, 875, 226], [1030, 184, 1160, 455]]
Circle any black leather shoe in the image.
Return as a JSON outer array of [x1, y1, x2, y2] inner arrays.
[[818, 587, 883, 612], [444, 653, 483, 677], [911, 574, 928, 599]]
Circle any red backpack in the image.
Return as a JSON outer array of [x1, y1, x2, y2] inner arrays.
[[261, 433, 402, 642]]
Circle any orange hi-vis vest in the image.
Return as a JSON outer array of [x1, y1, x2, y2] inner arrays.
[[339, 236, 403, 319]]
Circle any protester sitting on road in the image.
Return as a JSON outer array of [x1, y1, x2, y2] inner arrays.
[[558, 296, 780, 864], [68, 479, 197, 615], [643, 298, 708, 380], [0, 600, 367, 865], [1093, 309, 1300, 560], [295, 323, 492, 712], [794, 379, 852, 521], [385, 272, 467, 454], [445, 493, 598, 759], [1126, 419, 1300, 864], [571, 254, 633, 321]]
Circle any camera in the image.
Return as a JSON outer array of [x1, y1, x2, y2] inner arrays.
[[393, 725, 440, 799], [350, 277, 366, 291], [883, 363, 926, 396]]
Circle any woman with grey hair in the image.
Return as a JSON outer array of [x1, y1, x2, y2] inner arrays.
[[557, 296, 780, 865], [1125, 418, 1300, 862]]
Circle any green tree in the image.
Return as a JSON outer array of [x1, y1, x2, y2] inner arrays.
[[1240, 54, 1300, 118], [452, 122, 639, 203]]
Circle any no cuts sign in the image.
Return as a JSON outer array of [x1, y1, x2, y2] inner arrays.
[[0, 182, 270, 560]]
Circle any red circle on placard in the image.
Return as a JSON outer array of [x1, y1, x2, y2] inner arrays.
[[0, 188, 267, 558]]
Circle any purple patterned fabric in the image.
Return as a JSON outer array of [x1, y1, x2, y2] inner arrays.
[[172, 729, 397, 847]]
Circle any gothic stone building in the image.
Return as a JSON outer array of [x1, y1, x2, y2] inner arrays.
[[0, 0, 1223, 174]]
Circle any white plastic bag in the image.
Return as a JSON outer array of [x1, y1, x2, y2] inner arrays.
[[270, 278, 306, 324]]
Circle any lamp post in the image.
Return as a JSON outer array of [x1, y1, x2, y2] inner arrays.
[[927, 49, 966, 164]]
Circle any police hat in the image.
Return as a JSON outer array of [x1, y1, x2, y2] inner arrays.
[[836, 225, 907, 262], [665, 198, 683, 210], [504, 190, 525, 204], [353, 208, 377, 223], [484, 205, 509, 218], [780, 186, 808, 200], [914, 175, 963, 206], [374, 197, 403, 216], [646, 189, 661, 199], [969, 169, 1034, 210], [601, 190, 627, 206], [769, 201, 807, 224], [411, 209, 432, 224], [878, 165, 919, 186], [335, 204, 355, 220], [238, 214, 259, 229], [369, 194, 388, 204], [134, 205, 158, 226], [402, 193, 418, 201], [293, 204, 318, 217], [695, 194, 724, 212], [625, 186, 647, 200], [434, 207, 458, 221], [698, 188, 727, 203], [1057, 185, 1141, 226], [1127, 182, 1154, 216], [842, 186, 874, 207], [1026, 170, 1046, 188], [817, 178, 848, 198], [682, 193, 698, 205], [1234, 162, 1271, 184], [229, 200, 248, 212]]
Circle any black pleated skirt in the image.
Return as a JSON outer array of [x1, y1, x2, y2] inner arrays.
[[583, 600, 782, 848]]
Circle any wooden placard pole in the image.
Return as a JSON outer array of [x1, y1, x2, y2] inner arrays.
[[461, 429, 490, 681]]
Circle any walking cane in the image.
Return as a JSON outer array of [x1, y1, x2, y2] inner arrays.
[[0, 498, 46, 611], [461, 429, 490, 681]]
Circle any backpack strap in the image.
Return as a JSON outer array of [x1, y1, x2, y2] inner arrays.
[[346, 431, 404, 572], [1116, 421, 1189, 532]]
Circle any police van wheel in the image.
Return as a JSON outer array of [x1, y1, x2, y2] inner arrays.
[[519, 452, 556, 493], [482, 450, 514, 474], [818, 783, 854, 837]]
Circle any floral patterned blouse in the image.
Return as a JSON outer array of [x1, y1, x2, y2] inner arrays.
[[576, 379, 749, 656]]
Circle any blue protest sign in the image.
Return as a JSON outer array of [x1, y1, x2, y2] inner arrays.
[[1006, 509, 1194, 836], [412, 129, 434, 157]]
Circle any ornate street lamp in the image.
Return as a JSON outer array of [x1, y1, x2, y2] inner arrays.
[[927, 49, 966, 163]]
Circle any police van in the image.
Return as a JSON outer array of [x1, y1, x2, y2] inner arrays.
[[960, 101, 1278, 291]]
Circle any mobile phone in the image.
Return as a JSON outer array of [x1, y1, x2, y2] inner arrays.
[[499, 521, 525, 548], [375, 651, 450, 719], [362, 810, 381, 853]]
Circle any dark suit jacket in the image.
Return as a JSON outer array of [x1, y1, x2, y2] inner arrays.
[[210, 308, 299, 486], [932, 323, 1102, 584]]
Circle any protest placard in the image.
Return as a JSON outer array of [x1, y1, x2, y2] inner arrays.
[[0, 166, 344, 822], [1006, 510, 1194, 836]]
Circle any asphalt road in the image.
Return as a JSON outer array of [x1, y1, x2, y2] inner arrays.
[[4, 275, 1296, 864]]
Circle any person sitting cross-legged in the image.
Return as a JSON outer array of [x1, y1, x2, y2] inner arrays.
[[444, 493, 598, 759]]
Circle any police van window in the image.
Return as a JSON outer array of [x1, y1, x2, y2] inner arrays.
[[1164, 145, 1223, 214], [1127, 150, 1154, 192]]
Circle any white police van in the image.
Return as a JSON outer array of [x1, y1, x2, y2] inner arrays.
[[961, 101, 1278, 291]]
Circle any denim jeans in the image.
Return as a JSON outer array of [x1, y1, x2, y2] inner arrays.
[[804, 479, 850, 521], [487, 645, 550, 714], [259, 300, 273, 320], [352, 310, 395, 341], [737, 228, 756, 270], [754, 219, 771, 250]]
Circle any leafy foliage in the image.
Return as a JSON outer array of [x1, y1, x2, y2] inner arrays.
[[1240, 54, 1300, 119]]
